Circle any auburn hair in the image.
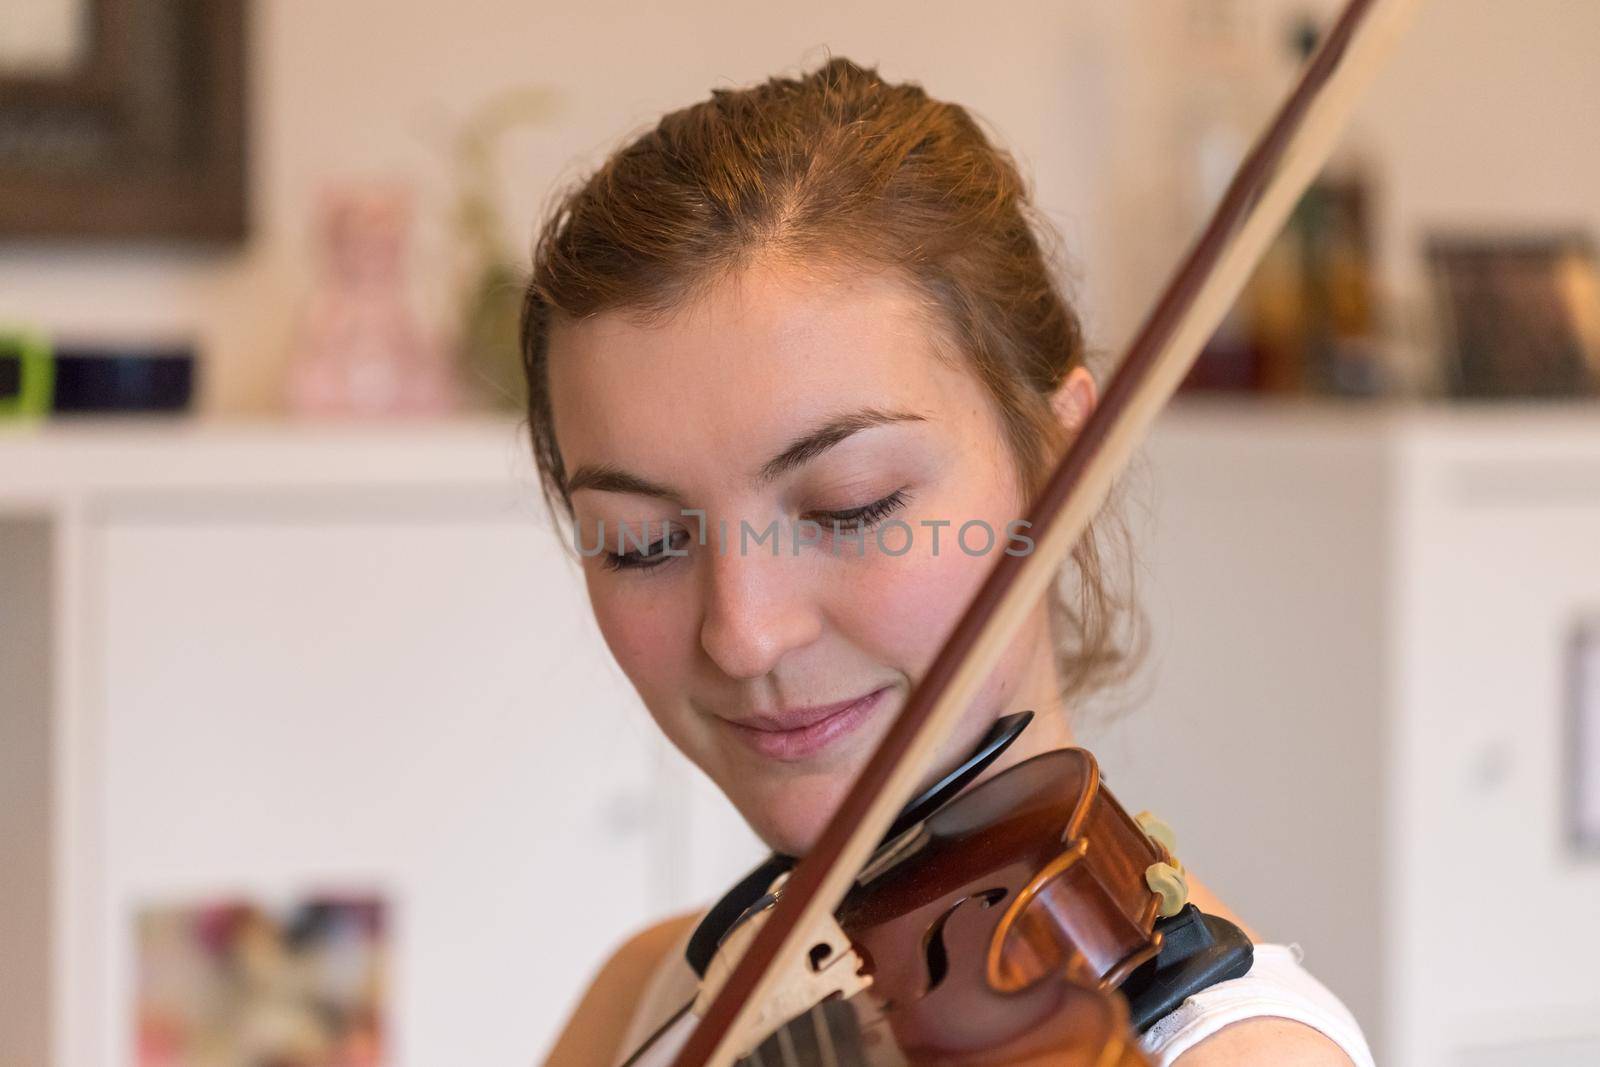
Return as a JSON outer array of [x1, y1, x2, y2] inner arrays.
[[520, 57, 1138, 706]]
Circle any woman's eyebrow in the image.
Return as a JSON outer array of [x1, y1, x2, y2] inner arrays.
[[755, 407, 926, 485], [563, 407, 925, 502], [565, 464, 685, 503]]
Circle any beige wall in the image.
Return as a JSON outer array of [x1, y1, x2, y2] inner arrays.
[[1, 0, 1596, 412]]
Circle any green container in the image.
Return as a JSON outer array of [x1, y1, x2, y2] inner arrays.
[[0, 330, 54, 418]]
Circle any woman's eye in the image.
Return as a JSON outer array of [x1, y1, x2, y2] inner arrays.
[[810, 488, 910, 532], [602, 523, 691, 572]]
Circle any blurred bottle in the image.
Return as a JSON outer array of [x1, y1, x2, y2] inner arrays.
[[1176, 0, 1274, 392], [1283, 15, 1383, 397], [1183, 7, 1383, 397]]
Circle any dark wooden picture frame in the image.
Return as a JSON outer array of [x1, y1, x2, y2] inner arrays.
[[1426, 232, 1600, 399], [0, 0, 247, 241]]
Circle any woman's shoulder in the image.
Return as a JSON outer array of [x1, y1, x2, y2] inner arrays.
[[1146, 943, 1375, 1067], [541, 911, 700, 1067]]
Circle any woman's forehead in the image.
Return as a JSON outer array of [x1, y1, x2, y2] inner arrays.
[[546, 264, 974, 485], [554, 261, 936, 379]]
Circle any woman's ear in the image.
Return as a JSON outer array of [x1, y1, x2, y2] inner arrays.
[[1050, 365, 1098, 436]]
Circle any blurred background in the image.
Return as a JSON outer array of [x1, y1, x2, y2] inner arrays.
[[2, 1, 1598, 1066]]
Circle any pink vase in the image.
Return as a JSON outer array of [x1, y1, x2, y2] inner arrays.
[[288, 184, 459, 416]]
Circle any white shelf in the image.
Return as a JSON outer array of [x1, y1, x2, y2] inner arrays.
[[0, 416, 540, 507]]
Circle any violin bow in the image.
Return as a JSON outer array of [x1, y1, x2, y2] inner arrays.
[[670, 2, 1425, 1064]]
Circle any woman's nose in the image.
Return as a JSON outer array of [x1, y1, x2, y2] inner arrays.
[[698, 546, 822, 680]]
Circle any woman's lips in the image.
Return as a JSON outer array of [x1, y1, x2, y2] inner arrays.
[[722, 687, 890, 761]]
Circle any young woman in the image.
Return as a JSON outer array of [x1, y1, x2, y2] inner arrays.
[[522, 59, 1374, 1067]]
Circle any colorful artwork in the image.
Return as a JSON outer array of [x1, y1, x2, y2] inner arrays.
[[134, 894, 388, 1067]]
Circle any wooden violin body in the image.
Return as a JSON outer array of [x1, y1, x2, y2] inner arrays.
[[710, 749, 1170, 1067]]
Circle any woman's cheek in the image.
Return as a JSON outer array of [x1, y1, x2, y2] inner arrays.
[[838, 532, 996, 674], [586, 575, 691, 702]]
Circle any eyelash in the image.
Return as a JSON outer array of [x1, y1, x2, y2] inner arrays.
[[810, 487, 910, 532], [601, 525, 692, 573], [599, 488, 912, 573]]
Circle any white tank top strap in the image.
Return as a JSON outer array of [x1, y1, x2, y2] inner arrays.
[[1138, 942, 1375, 1067]]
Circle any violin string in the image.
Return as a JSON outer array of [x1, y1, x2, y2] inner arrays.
[[810, 1004, 838, 1067], [738, 1001, 874, 1067], [776, 1015, 800, 1067]]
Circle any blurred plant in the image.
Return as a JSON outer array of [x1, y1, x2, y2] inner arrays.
[[451, 87, 560, 411]]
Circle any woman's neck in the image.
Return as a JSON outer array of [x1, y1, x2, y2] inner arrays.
[[973, 615, 1076, 787]]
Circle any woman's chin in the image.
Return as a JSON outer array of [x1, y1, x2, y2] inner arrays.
[[715, 717, 999, 857], [734, 776, 855, 857]]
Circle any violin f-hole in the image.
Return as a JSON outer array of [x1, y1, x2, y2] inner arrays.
[[918, 887, 1008, 997]]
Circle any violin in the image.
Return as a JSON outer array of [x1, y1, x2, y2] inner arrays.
[[631, 716, 1249, 1067], [625, 1, 1424, 1064], [711, 744, 1208, 1067]]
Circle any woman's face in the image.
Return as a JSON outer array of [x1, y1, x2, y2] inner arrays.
[[547, 261, 1072, 855]]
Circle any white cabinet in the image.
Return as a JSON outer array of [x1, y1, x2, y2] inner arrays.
[[0, 420, 762, 1067], [98, 514, 667, 1067], [1083, 403, 1600, 1067]]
